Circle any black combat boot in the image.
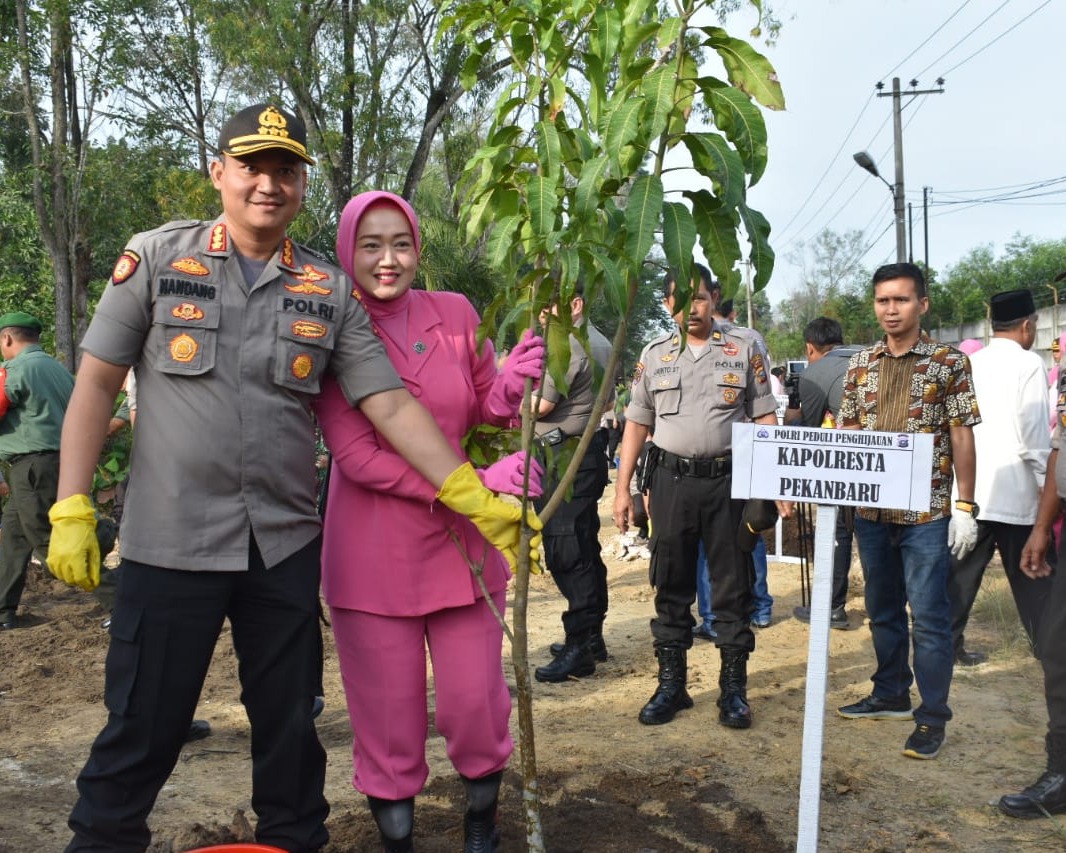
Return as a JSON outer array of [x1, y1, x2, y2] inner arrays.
[[536, 632, 596, 682], [367, 795, 415, 853], [718, 648, 753, 729], [638, 646, 693, 725], [461, 770, 503, 853], [550, 630, 608, 662]]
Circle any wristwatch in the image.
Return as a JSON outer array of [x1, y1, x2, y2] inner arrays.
[[954, 500, 979, 518]]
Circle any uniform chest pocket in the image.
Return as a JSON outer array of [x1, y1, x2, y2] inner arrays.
[[651, 371, 682, 415], [152, 298, 221, 376], [274, 313, 337, 394]]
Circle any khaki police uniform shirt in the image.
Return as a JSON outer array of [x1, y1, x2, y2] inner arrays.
[[82, 218, 403, 571], [625, 324, 776, 457], [535, 321, 612, 439], [1053, 365, 1066, 498]]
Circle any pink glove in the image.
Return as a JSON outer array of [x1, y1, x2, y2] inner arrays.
[[486, 330, 545, 419], [477, 451, 544, 498]]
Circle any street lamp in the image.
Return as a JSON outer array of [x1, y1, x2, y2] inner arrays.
[[853, 150, 906, 263]]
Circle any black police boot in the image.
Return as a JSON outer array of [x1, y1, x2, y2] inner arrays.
[[718, 648, 753, 729], [536, 632, 596, 682], [461, 770, 503, 852], [550, 631, 608, 662], [638, 646, 693, 725], [367, 795, 415, 853]]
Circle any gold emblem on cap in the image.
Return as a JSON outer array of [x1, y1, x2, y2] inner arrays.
[[258, 106, 289, 137], [170, 333, 198, 363], [291, 353, 314, 379]]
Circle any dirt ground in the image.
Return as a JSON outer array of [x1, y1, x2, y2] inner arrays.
[[1, 480, 1063, 852]]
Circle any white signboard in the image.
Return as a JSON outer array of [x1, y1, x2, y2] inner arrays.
[[730, 423, 934, 512], [729, 421, 935, 852]]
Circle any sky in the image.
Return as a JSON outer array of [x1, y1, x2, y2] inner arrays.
[[718, 0, 1065, 309]]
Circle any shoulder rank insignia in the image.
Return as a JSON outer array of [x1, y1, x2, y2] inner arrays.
[[169, 333, 198, 363], [723, 388, 739, 404], [712, 329, 722, 341], [722, 341, 739, 356], [280, 238, 295, 268], [171, 257, 210, 276], [292, 320, 327, 339], [291, 353, 314, 379], [208, 224, 228, 253], [111, 251, 141, 285], [171, 303, 205, 321]]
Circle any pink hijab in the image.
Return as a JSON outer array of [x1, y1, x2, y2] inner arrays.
[[958, 338, 983, 356], [335, 191, 421, 312]]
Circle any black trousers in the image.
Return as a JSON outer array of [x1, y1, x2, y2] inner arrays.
[[831, 508, 854, 611], [0, 450, 59, 620], [536, 430, 609, 638], [647, 466, 755, 652], [1043, 528, 1066, 771], [948, 520, 1052, 656], [66, 535, 328, 853]]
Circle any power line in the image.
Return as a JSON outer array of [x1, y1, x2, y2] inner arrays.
[[912, 0, 1012, 80], [939, 0, 1054, 78], [879, 0, 975, 79]]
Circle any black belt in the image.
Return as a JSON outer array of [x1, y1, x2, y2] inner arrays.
[[5, 450, 58, 465], [657, 450, 731, 478]]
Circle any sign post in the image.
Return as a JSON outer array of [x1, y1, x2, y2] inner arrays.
[[731, 423, 933, 852]]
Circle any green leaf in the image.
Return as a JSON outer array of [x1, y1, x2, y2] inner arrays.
[[693, 202, 741, 289], [705, 84, 769, 185], [584, 51, 607, 126], [535, 119, 562, 176], [661, 202, 696, 287], [681, 133, 746, 208], [640, 66, 675, 143], [657, 16, 683, 51], [700, 26, 786, 110], [527, 174, 557, 238], [604, 97, 644, 167], [738, 202, 776, 290], [574, 156, 612, 220], [585, 248, 627, 315], [485, 214, 521, 272], [592, 4, 622, 60], [624, 174, 663, 265]]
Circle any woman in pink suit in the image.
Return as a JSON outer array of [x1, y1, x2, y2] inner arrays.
[[314, 191, 543, 853]]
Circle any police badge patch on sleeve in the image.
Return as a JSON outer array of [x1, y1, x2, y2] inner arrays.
[[111, 251, 141, 285]]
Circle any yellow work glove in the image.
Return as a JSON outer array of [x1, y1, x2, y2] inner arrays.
[[438, 462, 544, 573], [47, 494, 102, 592]]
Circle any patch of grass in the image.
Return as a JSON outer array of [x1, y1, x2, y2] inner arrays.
[[968, 567, 1035, 659]]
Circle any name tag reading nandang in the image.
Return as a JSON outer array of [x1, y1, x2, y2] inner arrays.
[[730, 423, 933, 511]]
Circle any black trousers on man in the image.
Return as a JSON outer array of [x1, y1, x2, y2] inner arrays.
[[1040, 528, 1066, 771], [647, 466, 755, 652], [536, 429, 609, 638], [0, 450, 60, 622], [66, 535, 328, 853], [948, 520, 1052, 657]]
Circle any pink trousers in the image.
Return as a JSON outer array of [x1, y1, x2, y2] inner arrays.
[[330, 590, 513, 799]]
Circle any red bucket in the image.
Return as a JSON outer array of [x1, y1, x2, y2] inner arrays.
[[184, 846, 289, 853]]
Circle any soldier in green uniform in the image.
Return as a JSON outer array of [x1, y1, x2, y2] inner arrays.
[[0, 311, 74, 629]]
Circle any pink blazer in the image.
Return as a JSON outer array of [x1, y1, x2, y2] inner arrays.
[[314, 291, 511, 616]]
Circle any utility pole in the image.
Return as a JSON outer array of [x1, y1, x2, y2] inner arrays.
[[923, 186, 931, 271], [876, 77, 944, 263]]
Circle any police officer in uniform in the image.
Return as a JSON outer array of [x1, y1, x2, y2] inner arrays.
[[0, 312, 74, 629], [533, 283, 613, 682], [613, 264, 785, 729], [46, 103, 535, 853]]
